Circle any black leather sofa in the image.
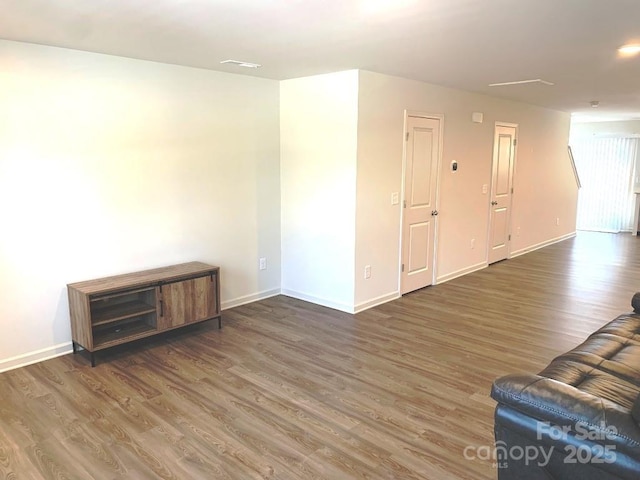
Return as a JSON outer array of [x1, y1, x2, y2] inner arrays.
[[491, 298, 640, 479]]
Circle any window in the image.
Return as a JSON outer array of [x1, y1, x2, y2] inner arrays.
[[571, 137, 638, 233]]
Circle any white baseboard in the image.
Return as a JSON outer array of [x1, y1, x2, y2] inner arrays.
[[436, 261, 488, 284], [354, 291, 400, 313], [280, 289, 355, 314], [221, 288, 281, 310], [510, 231, 576, 258], [0, 342, 73, 373]]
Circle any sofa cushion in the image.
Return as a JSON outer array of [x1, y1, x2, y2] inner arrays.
[[593, 313, 640, 342], [540, 333, 640, 398], [539, 359, 640, 409]]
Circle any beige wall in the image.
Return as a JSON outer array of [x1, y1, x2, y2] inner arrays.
[[280, 71, 359, 311], [355, 71, 578, 306], [0, 40, 281, 370]]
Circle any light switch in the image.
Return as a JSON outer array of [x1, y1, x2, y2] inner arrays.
[[391, 192, 399, 205], [482, 184, 488, 194]]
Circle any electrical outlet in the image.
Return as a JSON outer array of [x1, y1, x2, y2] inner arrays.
[[471, 238, 475, 249], [516, 226, 521, 237], [364, 265, 371, 279], [556, 217, 560, 226], [259, 257, 267, 270]]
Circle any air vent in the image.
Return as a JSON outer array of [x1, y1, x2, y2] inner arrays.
[[489, 79, 554, 87], [220, 59, 262, 69]]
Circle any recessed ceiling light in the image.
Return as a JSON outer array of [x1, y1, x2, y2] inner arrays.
[[618, 44, 640, 56], [590, 100, 600, 108], [488, 79, 554, 87], [220, 59, 262, 69]]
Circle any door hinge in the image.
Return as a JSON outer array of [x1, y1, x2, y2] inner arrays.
[[403, 200, 406, 208], [513, 138, 517, 147], [508, 234, 511, 241], [511, 187, 514, 194], [406, 132, 409, 141], [401, 264, 405, 272]]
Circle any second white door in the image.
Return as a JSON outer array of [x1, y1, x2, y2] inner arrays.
[[401, 115, 441, 294], [488, 124, 517, 264]]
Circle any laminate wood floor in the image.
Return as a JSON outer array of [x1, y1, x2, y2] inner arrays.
[[2, 231, 640, 479]]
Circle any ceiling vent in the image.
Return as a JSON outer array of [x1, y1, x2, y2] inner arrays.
[[488, 79, 554, 87], [220, 59, 262, 69]]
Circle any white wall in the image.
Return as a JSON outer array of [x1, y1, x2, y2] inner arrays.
[[570, 120, 640, 138], [0, 40, 281, 370], [0, 41, 582, 369], [354, 71, 577, 306], [280, 71, 359, 312]]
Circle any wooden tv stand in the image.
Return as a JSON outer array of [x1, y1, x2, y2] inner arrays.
[[67, 262, 221, 366]]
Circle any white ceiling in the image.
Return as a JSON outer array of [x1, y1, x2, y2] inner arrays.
[[2, 0, 640, 122]]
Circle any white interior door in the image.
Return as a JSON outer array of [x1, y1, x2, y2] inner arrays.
[[401, 115, 441, 294], [488, 124, 517, 264]]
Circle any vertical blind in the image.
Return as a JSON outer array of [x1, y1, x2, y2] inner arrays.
[[571, 137, 638, 233]]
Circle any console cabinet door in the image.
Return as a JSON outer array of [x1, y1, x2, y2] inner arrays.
[[159, 275, 219, 330]]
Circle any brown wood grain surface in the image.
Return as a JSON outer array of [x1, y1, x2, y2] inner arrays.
[[4, 232, 640, 479], [159, 276, 218, 331], [68, 262, 218, 295]]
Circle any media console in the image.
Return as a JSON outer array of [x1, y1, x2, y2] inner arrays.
[[67, 262, 221, 366]]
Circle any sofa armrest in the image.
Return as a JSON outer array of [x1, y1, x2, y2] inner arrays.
[[491, 374, 640, 456]]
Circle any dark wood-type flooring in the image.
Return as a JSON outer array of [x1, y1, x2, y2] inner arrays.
[[2, 231, 640, 479]]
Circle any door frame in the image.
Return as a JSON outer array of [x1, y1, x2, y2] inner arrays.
[[486, 121, 518, 262], [398, 110, 445, 293]]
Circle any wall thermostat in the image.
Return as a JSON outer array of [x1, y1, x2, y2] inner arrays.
[[451, 160, 458, 172]]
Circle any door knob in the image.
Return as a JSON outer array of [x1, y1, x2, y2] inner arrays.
[[431, 210, 439, 216], [491, 201, 498, 206]]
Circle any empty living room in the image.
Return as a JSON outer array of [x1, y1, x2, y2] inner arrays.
[[2, 1, 640, 479]]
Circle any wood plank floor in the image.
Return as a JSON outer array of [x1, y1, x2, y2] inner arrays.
[[3, 231, 640, 479]]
